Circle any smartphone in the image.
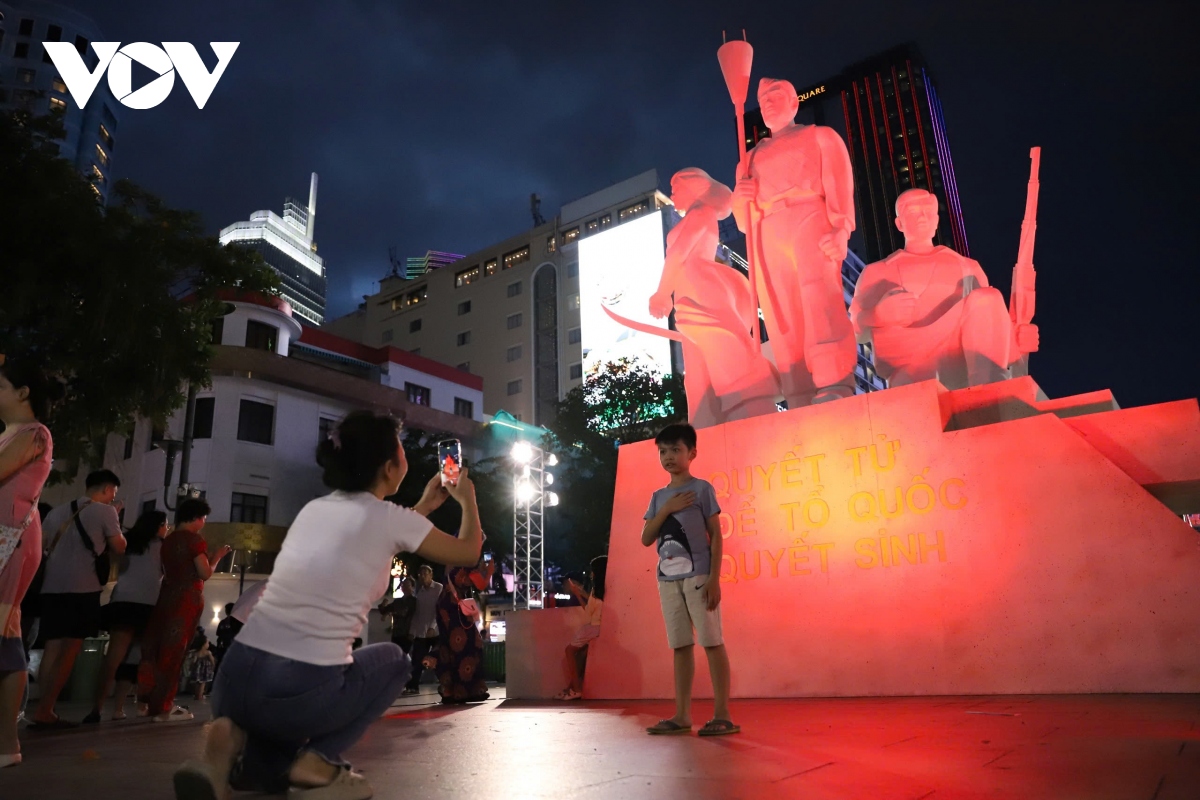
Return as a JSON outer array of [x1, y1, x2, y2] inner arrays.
[[438, 439, 463, 486]]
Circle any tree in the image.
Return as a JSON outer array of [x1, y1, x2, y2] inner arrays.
[[542, 358, 686, 570], [0, 110, 278, 478]]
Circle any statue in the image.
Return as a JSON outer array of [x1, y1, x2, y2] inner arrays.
[[849, 189, 1040, 389], [648, 168, 779, 428], [732, 77, 860, 407]]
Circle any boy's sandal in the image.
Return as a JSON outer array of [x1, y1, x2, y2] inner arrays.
[[699, 719, 741, 736], [646, 719, 691, 735]]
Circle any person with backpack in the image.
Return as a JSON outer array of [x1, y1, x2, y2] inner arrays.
[[30, 470, 126, 729]]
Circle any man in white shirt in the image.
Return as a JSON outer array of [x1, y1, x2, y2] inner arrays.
[[31, 470, 127, 728], [401, 565, 442, 695]]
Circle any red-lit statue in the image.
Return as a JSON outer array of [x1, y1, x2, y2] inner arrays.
[[649, 168, 779, 427], [849, 189, 1040, 388], [732, 77, 860, 407]]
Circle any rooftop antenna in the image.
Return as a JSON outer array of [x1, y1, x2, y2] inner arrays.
[[387, 245, 404, 278], [531, 193, 546, 227], [305, 172, 318, 241]]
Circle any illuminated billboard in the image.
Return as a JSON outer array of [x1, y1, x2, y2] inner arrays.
[[576, 209, 673, 378]]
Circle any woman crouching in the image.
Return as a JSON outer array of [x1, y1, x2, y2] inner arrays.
[[173, 411, 483, 800]]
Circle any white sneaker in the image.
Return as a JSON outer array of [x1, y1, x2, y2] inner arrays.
[[154, 706, 195, 723]]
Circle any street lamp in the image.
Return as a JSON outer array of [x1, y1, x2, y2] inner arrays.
[[511, 440, 559, 609]]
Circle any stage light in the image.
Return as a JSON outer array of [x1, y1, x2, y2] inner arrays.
[[543, 472, 554, 486], [547, 453, 559, 466], [516, 480, 535, 503], [511, 441, 534, 464], [522, 465, 531, 478], [547, 491, 560, 507]]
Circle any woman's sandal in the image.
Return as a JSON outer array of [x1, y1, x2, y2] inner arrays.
[[645, 719, 692, 735], [698, 718, 741, 736]]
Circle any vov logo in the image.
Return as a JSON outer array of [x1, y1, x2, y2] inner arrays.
[[44, 42, 239, 110]]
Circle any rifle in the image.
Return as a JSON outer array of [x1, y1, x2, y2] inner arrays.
[[1009, 147, 1040, 376]]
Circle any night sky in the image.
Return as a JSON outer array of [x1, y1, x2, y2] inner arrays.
[[83, 1, 1198, 408]]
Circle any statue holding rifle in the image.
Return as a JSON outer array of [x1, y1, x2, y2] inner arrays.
[[849, 150, 1042, 389]]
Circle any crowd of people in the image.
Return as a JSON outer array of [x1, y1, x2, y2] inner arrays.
[[2, 352, 738, 799]]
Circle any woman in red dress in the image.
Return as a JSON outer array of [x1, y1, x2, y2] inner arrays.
[[137, 498, 230, 722]]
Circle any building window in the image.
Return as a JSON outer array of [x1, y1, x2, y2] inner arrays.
[[52, 77, 67, 93], [14, 42, 29, 59], [457, 362, 470, 372], [567, 262, 578, 278], [507, 281, 522, 298], [506, 345, 522, 362], [599, 213, 612, 229], [619, 200, 649, 221], [41, 48, 53, 64], [457, 300, 472, 315], [18, 18, 33, 36], [454, 398, 474, 418], [381, 329, 393, 343], [210, 317, 225, 345], [562, 227, 580, 244], [405, 382, 431, 406], [147, 424, 165, 453], [568, 327, 581, 344], [74, 35, 89, 54], [569, 294, 580, 310], [406, 286, 427, 307], [586, 219, 599, 233], [17, 68, 35, 84], [506, 313, 522, 330], [484, 258, 498, 276], [90, 164, 105, 185], [193, 397, 215, 439], [570, 363, 583, 380], [94, 143, 109, 167], [409, 318, 422, 333], [244, 320, 278, 352], [47, 24, 62, 41], [455, 265, 480, 287], [123, 435, 134, 461], [546, 235, 556, 253], [98, 123, 113, 149], [318, 416, 337, 446], [140, 499, 157, 516], [49, 96, 67, 112], [456, 331, 471, 346], [237, 400, 275, 445], [230, 492, 269, 524], [503, 246, 530, 270], [507, 380, 522, 396]]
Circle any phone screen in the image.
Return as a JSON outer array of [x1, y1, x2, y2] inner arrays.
[[438, 439, 462, 486]]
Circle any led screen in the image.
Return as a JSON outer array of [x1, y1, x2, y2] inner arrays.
[[576, 209, 672, 378]]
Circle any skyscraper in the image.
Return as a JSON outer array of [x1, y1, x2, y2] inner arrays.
[[0, 0, 120, 202], [219, 173, 327, 326], [403, 250, 464, 281], [744, 44, 968, 263]]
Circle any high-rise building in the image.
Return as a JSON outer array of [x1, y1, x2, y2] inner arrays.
[[402, 250, 464, 281], [0, 0, 120, 202], [323, 170, 673, 426], [219, 173, 328, 326], [744, 43, 968, 264]]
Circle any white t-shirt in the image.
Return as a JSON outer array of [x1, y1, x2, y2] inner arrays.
[[236, 491, 433, 665]]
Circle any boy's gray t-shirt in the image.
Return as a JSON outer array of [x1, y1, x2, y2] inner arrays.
[[643, 478, 721, 581]]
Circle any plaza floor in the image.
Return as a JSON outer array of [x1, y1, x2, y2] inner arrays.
[[1, 689, 1198, 799]]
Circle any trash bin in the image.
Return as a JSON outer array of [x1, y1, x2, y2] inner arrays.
[[483, 641, 505, 682], [65, 635, 107, 704]]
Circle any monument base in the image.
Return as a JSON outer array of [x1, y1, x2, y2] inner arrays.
[[584, 378, 1200, 699]]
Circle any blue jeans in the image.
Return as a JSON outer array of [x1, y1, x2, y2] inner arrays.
[[213, 641, 410, 789]]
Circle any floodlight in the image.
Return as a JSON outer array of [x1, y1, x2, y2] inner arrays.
[[511, 441, 534, 464], [547, 453, 559, 466], [543, 472, 554, 486], [546, 491, 560, 507], [516, 480, 535, 503]]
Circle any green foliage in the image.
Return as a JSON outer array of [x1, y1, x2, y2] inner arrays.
[[542, 358, 686, 570], [0, 110, 278, 479]]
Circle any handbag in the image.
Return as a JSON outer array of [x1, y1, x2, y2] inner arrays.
[[0, 505, 37, 576], [458, 597, 482, 627], [71, 500, 117, 586]]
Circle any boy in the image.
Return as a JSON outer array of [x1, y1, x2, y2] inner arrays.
[[641, 423, 739, 736]]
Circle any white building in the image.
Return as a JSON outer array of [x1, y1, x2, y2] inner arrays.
[[219, 174, 328, 326]]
